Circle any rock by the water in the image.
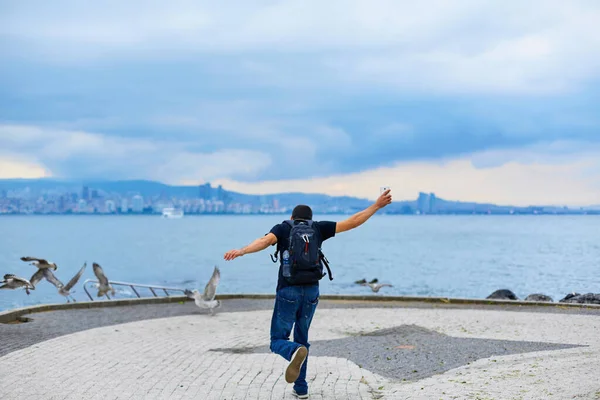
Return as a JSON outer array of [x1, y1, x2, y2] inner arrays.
[[486, 289, 518, 300], [559, 293, 600, 304], [524, 293, 553, 302], [559, 293, 581, 302]]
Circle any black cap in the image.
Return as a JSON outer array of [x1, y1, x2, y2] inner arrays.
[[292, 205, 312, 220]]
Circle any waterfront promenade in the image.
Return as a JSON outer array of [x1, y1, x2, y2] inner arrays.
[[1, 297, 599, 399]]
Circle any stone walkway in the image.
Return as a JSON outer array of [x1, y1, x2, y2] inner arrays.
[[1, 301, 599, 399]]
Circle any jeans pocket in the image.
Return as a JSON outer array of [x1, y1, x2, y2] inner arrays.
[[276, 294, 298, 323], [303, 296, 319, 321]]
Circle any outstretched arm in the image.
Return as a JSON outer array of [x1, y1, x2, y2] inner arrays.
[[224, 233, 277, 261], [336, 189, 392, 234]]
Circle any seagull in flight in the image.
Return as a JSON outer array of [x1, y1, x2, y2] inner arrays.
[[20, 257, 58, 270], [28, 269, 46, 295], [93, 263, 115, 298], [1, 274, 35, 293], [43, 263, 87, 303], [367, 282, 393, 293], [184, 266, 221, 315]]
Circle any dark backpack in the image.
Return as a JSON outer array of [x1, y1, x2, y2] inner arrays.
[[271, 220, 333, 284]]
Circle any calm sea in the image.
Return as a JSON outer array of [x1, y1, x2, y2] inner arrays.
[[1, 215, 599, 311]]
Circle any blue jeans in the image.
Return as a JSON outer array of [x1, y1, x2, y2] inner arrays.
[[270, 285, 320, 394]]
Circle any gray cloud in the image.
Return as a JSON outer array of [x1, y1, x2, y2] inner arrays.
[[1, 1, 600, 183], [0, 125, 272, 183]]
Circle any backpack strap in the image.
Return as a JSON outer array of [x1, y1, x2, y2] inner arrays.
[[319, 250, 333, 281], [271, 220, 294, 263]]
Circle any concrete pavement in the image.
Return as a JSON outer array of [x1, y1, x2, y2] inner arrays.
[[1, 299, 599, 399]]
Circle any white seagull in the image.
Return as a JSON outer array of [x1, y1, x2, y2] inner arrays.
[[1, 274, 35, 293], [367, 282, 393, 293], [43, 263, 87, 303], [93, 262, 115, 298], [20, 257, 58, 270], [184, 266, 221, 315]]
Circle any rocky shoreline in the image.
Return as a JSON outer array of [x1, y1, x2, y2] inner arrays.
[[486, 289, 600, 304]]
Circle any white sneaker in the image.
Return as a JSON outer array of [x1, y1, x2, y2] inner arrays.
[[292, 388, 309, 399], [285, 346, 308, 383]]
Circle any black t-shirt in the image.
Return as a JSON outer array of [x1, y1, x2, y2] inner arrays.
[[269, 220, 337, 291]]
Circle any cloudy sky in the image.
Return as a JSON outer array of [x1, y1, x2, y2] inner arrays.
[[1, 0, 600, 205]]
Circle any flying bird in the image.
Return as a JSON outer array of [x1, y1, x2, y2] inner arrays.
[[1, 274, 35, 293], [184, 266, 221, 315], [28, 269, 46, 295], [20, 257, 58, 270], [367, 282, 392, 293], [93, 263, 115, 298], [43, 263, 87, 303]]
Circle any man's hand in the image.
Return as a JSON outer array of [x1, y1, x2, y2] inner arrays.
[[375, 189, 392, 209], [336, 189, 393, 234], [222, 234, 277, 261], [224, 249, 245, 261]]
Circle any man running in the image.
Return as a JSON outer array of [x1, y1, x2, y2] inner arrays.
[[224, 189, 392, 398]]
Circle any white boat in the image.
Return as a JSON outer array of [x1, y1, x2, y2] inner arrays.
[[162, 207, 184, 219]]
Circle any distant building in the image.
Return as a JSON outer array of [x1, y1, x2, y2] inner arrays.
[[91, 189, 99, 199], [81, 186, 90, 201], [131, 195, 144, 213], [429, 193, 437, 213], [58, 196, 66, 212], [77, 199, 87, 213], [213, 200, 225, 213], [120, 199, 128, 213], [105, 200, 116, 213], [198, 183, 211, 200], [217, 185, 225, 202], [417, 192, 430, 214]]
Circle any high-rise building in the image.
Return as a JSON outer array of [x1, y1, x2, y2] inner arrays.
[[429, 193, 437, 213], [81, 186, 90, 201], [58, 195, 66, 212], [217, 185, 225, 201], [131, 195, 144, 213], [198, 183, 211, 200], [77, 199, 87, 213], [417, 192, 430, 214]]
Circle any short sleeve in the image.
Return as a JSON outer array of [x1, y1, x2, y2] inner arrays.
[[268, 224, 284, 246], [316, 221, 336, 241]]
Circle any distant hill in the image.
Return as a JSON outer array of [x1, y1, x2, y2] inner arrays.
[[0, 178, 373, 210], [0, 178, 594, 214]]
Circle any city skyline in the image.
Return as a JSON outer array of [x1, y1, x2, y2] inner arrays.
[[1, 178, 597, 215], [1, 2, 600, 206]]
